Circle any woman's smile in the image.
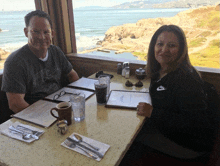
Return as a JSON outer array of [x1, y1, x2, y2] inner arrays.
[[154, 31, 180, 70]]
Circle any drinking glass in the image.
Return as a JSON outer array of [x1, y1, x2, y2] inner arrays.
[[98, 75, 110, 98], [94, 81, 107, 104], [69, 93, 85, 122]]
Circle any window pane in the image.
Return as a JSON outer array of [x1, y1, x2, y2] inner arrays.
[[72, 1, 219, 68], [0, 0, 35, 70]]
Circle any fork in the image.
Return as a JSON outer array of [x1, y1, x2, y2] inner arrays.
[[17, 125, 43, 136], [64, 139, 97, 159]]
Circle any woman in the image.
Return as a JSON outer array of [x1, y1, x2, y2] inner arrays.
[[120, 25, 219, 166]]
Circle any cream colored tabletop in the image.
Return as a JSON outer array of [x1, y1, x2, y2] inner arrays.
[[0, 71, 150, 166]]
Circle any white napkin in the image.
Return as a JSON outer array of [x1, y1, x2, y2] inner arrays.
[[1, 121, 45, 143], [61, 133, 110, 161]]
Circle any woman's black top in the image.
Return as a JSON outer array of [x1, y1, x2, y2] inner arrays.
[[149, 65, 219, 152]]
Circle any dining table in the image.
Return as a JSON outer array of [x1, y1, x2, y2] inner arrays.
[[0, 71, 150, 166]]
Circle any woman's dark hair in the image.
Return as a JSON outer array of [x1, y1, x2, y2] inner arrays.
[[24, 10, 52, 28], [146, 25, 193, 78]]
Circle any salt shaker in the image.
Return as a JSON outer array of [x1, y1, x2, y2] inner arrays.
[[122, 62, 129, 77], [117, 63, 122, 74], [125, 67, 130, 79], [122, 68, 126, 77]]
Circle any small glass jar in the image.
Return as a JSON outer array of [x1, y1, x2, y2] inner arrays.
[[57, 120, 68, 135], [135, 68, 146, 80]]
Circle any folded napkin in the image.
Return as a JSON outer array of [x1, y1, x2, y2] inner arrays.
[[1, 121, 45, 143], [61, 133, 110, 161]]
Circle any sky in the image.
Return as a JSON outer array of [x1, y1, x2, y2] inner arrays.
[[0, 0, 142, 11]]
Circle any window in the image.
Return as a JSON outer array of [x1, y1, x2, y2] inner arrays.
[[0, 0, 35, 70], [72, 1, 219, 68]]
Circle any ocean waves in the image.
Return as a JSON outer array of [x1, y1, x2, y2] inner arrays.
[[0, 29, 9, 32], [0, 8, 188, 54], [76, 35, 104, 52]]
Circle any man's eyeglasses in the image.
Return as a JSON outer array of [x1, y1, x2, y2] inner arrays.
[[53, 90, 80, 100], [125, 80, 143, 87]]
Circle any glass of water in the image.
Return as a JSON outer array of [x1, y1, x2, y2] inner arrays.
[[69, 92, 85, 122]]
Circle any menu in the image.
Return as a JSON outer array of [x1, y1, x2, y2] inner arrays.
[[67, 77, 97, 91], [12, 100, 58, 128], [44, 87, 94, 102], [106, 90, 152, 109]]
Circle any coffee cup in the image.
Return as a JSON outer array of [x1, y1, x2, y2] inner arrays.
[[50, 102, 72, 125]]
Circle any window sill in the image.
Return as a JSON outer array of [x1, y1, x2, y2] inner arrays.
[[66, 53, 220, 73], [66, 53, 147, 65]]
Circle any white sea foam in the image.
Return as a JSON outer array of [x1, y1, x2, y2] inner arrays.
[[0, 35, 104, 53], [0, 42, 27, 52], [1, 30, 9, 32], [76, 35, 105, 52]]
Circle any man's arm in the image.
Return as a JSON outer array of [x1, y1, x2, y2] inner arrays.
[[67, 69, 79, 83], [6, 92, 29, 113]]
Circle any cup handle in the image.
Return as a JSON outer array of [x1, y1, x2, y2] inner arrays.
[[50, 108, 59, 119]]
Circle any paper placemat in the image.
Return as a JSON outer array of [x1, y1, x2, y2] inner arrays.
[[67, 77, 97, 91], [45, 87, 94, 102], [61, 133, 110, 161], [1, 121, 45, 143], [12, 100, 57, 128], [106, 90, 152, 109]]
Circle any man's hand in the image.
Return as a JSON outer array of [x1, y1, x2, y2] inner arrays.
[[137, 102, 153, 117], [6, 93, 29, 113], [67, 69, 79, 83]]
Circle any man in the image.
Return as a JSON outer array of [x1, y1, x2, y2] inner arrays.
[[1, 10, 79, 114]]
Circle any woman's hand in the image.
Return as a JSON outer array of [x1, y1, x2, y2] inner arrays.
[[137, 102, 153, 117]]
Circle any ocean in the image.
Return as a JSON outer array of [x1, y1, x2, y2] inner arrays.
[[0, 8, 188, 60]]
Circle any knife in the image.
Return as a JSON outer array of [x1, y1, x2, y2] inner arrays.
[[67, 137, 104, 158], [9, 126, 39, 140]]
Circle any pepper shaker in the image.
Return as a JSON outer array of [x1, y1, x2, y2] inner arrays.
[[117, 63, 122, 74]]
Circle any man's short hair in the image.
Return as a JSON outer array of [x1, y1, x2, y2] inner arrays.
[[25, 10, 53, 28]]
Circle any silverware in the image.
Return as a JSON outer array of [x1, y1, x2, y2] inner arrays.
[[9, 129, 33, 140], [16, 125, 43, 136], [67, 137, 104, 158], [73, 134, 100, 151], [64, 139, 97, 159], [9, 126, 39, 140]]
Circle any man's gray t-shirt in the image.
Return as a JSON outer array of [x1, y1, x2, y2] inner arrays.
[[1, 44, 73, 104]]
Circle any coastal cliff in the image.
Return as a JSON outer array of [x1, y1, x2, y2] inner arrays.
[[0, 48, 9, 69], [93, 5, 219, 68], [112, 0, 219, 9], [0, 48, 9, 60]]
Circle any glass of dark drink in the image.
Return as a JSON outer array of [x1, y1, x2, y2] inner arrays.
[[94, 81, 107, 104]]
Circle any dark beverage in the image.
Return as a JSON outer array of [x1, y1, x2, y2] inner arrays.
[[95, 84, 107, 104], [60, 106, 68, 109], [50, 102, 72, 125]]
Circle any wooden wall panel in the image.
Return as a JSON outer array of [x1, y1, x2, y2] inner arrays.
[[66, 54, 146, 78], [67, 0, 77, 53], [34, 0, 76, 54]]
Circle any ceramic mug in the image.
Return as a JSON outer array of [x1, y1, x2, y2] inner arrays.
[[50, 102, 72, 125]]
